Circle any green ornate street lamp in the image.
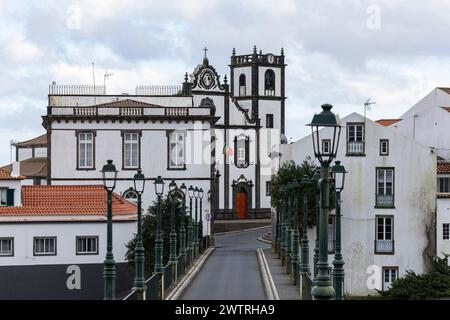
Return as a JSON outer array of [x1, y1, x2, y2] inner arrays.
[[331, 160, 347, 300], [307, 103, 342, 300], [198, 188, 204, 251], [187, 185, 194, 260], [285, 182, 293, 273], [179, 183, 187, 272], [101, 160, 118, 300], [300, 175, 311, 274], [193, 187, 200, 258], [168, 181, 178, 264], [312, 169, 321, 279], [132, 169, 146, 300], [153, 176, 165, 299], [279, 185, 287, 262]]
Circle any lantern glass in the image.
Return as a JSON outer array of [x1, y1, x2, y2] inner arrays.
[[133, 169, 145, 194], [101, 160, 118, 191], [169, 180, 177, 192], [154, 176, 165, 196], [194, 187, 199, 198], [331, 161, 347, 192], [180, 183, 187, 197], [199, 188, 204, 199], [188, 185, 194, 198]]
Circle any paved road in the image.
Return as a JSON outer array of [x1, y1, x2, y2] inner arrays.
[[180, 227, 270, 300]]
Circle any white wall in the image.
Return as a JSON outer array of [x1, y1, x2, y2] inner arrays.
[[437, 198, 450, 260]]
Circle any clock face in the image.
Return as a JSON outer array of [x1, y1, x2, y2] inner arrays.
[[267, 54, 275, 64], [200, 70, 215, 89]]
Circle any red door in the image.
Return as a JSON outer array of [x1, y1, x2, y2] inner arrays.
[[236, 191, 247, 219]]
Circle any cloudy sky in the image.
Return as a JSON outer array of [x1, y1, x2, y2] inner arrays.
[[0, 0, 449, 165]]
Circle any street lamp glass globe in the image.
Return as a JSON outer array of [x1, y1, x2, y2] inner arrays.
[[133, 169, 145, 194], [188, 185, 194, 198], [194, 187, 199, 198], [199, 188, 204, 199], [154, 176, 165, 196], [169, 180, 177, 192], [101, 159, 118, 191], [331, 160, 347, 192]]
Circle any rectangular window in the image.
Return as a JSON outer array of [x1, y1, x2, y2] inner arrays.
[[375, 216, 394, 254], [438, 177, 450, 193], [235, 136, 249, 168], [328, 215, 335, 254], [347, 123, 365, 155], [266, 181, 271, 196], [0, 238, 13, 256], [376, 168, 394, 207], [78, 132, 94, 169], [33, 237, 57, 256], [266, 114, 274, 128], [0, 189, 6, 206], [444, 224, 450, 240], [76, 236, 99, 255], [383, 267, 398, 291], [168, 131, 185, 169], [380, 139, 389, 156], [123, 132, 140, 169], [322, 139, 331, 155]]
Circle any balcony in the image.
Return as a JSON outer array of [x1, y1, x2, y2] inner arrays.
[[376, 195, 394, 208], [375, 240, 394, 254], [346, 141, 365, 155]]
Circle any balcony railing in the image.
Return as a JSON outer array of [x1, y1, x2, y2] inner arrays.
[[135, 85, 183, 96], [165, 107, 189, 116], [49, 84, 105, 95], [376, 195, 394, 207], [74, 107, 97, 116], [347, 141, 365, 155], [375, 240, 394, 254], [120, 107, 143, 116]]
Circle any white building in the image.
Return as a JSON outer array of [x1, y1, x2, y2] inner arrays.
[[437, 162, 450, 259], [278, 112, 436, 296], [0, 184, 136, 299]]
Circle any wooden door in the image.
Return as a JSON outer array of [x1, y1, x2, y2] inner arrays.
[[236, 191, 247, 219]]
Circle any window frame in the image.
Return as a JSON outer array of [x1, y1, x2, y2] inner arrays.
[[239, 74, 246, 97], [266, 181, 271, 196], [76, 131, 96, 170], [0, 188, 7, 206], [75, 236, 99, 255], [167, 130, 186, 170], [0, 237, 14, 257], [438, 177, 450, 193], [123, 188, 138, 204], [122, 131, 141, 170], [346, 122, 365, 156], [382, 266, 399, 291], [380, 139, 389, 156], [264, 69, 275, 96], [375, 167, 395, 208], [33, 236, 57, 256], [234, 135, 250, 168], [322, 139, 331, 155], [266, 114, 274, 128], [375, 215, 395, 255], [443, 223, 450, 240]]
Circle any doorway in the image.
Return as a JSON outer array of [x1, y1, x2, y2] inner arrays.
[[236, 188, 248, 219]]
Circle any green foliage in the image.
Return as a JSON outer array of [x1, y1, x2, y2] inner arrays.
[[125, 195, 190, 278], [270, 158, 334, 228], [379, 256, 450, 300]]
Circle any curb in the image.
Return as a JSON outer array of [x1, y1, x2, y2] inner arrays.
[[165, 247, 215, 300], [257, 237, 272, 245], [215, 225, 271, 236], [256, 248, 280, 300]]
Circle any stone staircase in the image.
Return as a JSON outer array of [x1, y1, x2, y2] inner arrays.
[[214, 219, 271, 233]]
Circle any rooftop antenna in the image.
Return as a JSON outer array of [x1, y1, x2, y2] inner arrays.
[[364, 98, 376, 120], [92, 62, 96, 104], [103, 72, 114, 94]]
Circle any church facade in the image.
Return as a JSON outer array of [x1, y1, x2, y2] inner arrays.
[[42, 47, 286, 234]]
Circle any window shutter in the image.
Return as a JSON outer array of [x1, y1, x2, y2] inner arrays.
[[245, 137, 250, 166], [234, 137, 237, 165], [6, 189, 14, 206]]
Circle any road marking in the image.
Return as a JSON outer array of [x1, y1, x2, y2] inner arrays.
[[257, 248, 280, 300], [166, 247, 215, 300], [215, 225, 271, 236]]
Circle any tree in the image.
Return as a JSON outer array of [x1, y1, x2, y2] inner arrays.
[[271, 157, 329, 228], [125, 195, 188, 278]]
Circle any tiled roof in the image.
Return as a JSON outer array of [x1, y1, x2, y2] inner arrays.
[[376, 119, 402, 127], [437, 193, 450, 199], [90, 99, 163, 108], [441, 107, 450, 113], [1, 157, 47, 178], [0, 185, 137, 219], [0, 168, 24, 180], [13, 134, 47, 147], [438, 162, 450, 174], [437, 87, 450, 95]]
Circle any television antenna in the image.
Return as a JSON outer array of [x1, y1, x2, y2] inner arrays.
[[363, 98, 376, 119], [103, 72, 114, 94]]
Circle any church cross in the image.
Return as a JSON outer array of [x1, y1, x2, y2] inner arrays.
[[203, 47, 208, 58]]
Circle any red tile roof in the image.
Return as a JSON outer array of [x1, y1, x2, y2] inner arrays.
[[437, 87, 450, 95], [376, 119, 402, 127], [438, 162, 450, 174], [1, 157, 47, 178], [13, 134, 47, 147], [0, 168, 24, 180], [0, 185, 137, 220], [441, 107, 450, 113], [90, 99, 162, 108]]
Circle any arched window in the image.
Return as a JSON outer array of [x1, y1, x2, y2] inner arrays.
[[264, 69, 275, 96], [239, 74, 246, 96], [123, 189, 138, 204]]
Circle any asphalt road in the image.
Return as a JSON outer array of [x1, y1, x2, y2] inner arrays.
[[180, 227, 271, 300]]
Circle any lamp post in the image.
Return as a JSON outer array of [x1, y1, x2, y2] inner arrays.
[[300, 175, 311, 274], [279, 185, 286, 262], [187, 185, 194, 261], [179, 183, 187, 273], [168, 181, 178, 264], [193, 187, 200, 258], [307, 103, 342, 300], [331, 161, 347, 300], [198, 188, 204, 252], [290, 180, 301, 282], [312, 169, 321, 280], [132, 169, 146, 300], [153, 176, 165, 299], [101, 160, 118, 300], [285, 182, 293, 273]]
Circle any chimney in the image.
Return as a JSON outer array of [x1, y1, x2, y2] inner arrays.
[[11, 161, 20, 178]]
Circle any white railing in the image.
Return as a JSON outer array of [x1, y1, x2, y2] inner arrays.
[[49, 84, 105, 95], [375, 240, 394, 253], [347, 141, 364, 154], [376, 195, 394, 207], [74, 107, 97, 116], [135, 85, 182, 96], [120, 107, 143, 116], [165, 107, 189, 116]]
